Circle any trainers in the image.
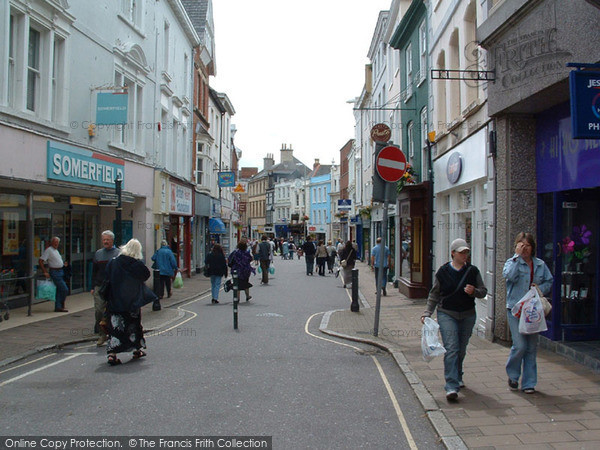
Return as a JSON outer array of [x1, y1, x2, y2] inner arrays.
[[459, 381, 465, 389], [508, 378, 519, 390], [446, 390, 458, 401], [522, 388, 535, 394]]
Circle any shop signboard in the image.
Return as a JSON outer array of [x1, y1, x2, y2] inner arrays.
[[47, 141, 124, 188], [337, 199, 351, 211], [569, 69, 600, 139], [218, 171, 236, 187], [96, 92, 128, 125], [169, 182, 193, 216]]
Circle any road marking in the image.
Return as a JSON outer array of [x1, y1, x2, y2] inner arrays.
[[0, 354, 81, 387], [371, 355, 418, 450], [0, 354, 55, 375], [304, 312, 418, 450]]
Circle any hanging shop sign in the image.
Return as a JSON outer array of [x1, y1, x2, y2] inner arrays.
[[218, 171, 236, 187], [47, 140, 124, 188], [446, 152, 463, 184], [96, 92, 128, 125]]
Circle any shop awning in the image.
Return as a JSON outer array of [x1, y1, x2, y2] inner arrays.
[[208, 217, 226, 234]]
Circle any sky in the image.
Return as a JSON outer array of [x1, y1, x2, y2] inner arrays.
[[210, 0, 393, 170]]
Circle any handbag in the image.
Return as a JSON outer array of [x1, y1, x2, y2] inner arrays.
[[135, 284, 158, 309], [341, 249, 354, 268], [203, 265, 210, 277], [534, 285, 552, 316]]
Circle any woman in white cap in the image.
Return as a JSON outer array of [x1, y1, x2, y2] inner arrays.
[[421, 238, 487, 401]]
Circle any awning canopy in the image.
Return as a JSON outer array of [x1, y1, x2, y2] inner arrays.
[[208, 217, 226, 234]]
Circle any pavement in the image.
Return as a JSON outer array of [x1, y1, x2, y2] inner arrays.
[[1, 261, 600, 449]]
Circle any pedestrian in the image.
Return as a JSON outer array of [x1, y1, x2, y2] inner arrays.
[[258, 235, 272, 285], [371, 237, 391, 296], [151, 240, 178, 300], [503, 232, 553, 394], [228, 239, 255, 301], [251, 239, 260, 266], [288, 239, 296, 260], [302, 236, 317, 275], [282, 240, 289, 260], [205, 244, 228, 304], [105, 238, 155, 366], [326, 240, 337, 273], [91, 230, 120, 346], [39, 236, 69, 312], [315, 240, 328, 276], [420, 238, 487, 401], [338, 240, 357, 288]]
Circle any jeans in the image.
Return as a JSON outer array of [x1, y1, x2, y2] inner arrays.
[[506, 309, 538, 389], [374, 267, 388, 292], [210, 275, 222, 300], [305, 255, 315, 274], [316, 257, 327, 275], [49, 269, 68, 309], [260, 259, 270, 284], [437, 310, 477, 392]]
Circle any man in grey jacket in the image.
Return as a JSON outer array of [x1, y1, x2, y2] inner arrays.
[[91, 230, 120, 346]]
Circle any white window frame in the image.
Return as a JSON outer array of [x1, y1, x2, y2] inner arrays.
[[407, 121, 415, 159], [419, 22, 427, 85], [196, 157, 204, 185], [405, 43, 413, 101], [26, 27, 41, 113]]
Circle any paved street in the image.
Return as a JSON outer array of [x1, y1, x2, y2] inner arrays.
[[0, 257, 442, 449]]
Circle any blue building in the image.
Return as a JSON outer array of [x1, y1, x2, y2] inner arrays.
[[308, 161, 332, 242]]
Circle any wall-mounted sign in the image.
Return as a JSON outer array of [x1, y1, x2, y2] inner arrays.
[[233, 183, 246, 193], [218, 171, 235, 187], [569, 69, 600, 139], [169, 182, 192, 216], [337, 199, 352, 211], [446, 152, 463, 184], [47, 140, 124, 188], [96, 92, 128, 125]]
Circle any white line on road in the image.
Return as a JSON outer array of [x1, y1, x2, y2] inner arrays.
[[0, 353, 55, 375], [0, 354, 81, 387], [304, 312, 418, 450]]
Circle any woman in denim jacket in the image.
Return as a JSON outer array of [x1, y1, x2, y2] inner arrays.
[[503, 232, 553, 394]]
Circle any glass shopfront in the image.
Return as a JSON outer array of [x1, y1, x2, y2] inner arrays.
[[0, 193, 29, 299], [536, 102, 600, 341]]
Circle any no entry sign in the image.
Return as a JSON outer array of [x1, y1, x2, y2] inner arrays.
[[376, 146, 407, 182]]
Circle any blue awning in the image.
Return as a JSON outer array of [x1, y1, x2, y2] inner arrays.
[[209, 217, 226, 234]]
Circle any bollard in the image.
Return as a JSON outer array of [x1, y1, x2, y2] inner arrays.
[[152, 269, 161, 311], [232, 270, 239, 330], [351, 268, 359, 312]]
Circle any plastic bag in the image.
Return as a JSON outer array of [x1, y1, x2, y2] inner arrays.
[[421, 317, 446, 362], [36, 280, 57, 301], [511, 288, 536, 319], [257, 265, 262, 274], [518, 289, 547, 335], [173, 272, 183, 289], [269, 265, 275, 275]]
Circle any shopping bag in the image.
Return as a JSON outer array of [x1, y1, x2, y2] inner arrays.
[[269, 265, 275, 275], [534, 285, 552, 316], [36, 280, 57, 301], [518, 289, 548, 335], [173, 272, 183, 289], [511, 287, 537, 319], [257, 265, 262, 274], [421, 317, 446, 362]]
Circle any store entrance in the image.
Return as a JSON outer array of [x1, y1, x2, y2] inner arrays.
[[539, 189, 600, 341]]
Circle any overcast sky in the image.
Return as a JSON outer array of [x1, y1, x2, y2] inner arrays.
[[211, 0, 392, 170]]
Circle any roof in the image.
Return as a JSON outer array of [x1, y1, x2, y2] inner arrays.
[[252, 157, 311, 180], [181, 0, 209, 37]]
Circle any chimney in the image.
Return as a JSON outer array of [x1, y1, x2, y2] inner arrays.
[[263, 153, 275, 170], [313, 158, 320, 170], [280, 143, 294, 163]]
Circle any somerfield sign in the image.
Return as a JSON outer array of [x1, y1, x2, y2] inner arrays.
[[47, 140, 124, 188]]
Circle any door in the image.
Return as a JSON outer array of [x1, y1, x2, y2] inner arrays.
[[67, 211, 85, 293]]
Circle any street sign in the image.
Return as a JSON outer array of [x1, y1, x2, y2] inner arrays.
[[370, 123, 391, 143], [376, 146, 407, 182], [98, 199, 118, 207], [337, 199, 352, 211]]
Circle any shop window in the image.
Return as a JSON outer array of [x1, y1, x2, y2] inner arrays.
[[412, 217, 423, 283], [1, 194, 28, 298]]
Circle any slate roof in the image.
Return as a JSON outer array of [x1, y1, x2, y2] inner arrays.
[[181, 0, 209, 37]]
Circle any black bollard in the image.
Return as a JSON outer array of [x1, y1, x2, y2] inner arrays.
[[152, 269, 161, 311], [232, 270, 239, 330], [351, 268, 359, 312]]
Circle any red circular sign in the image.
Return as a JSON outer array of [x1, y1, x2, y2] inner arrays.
[[370, 123, 391, 143], [376, 146, 407, 182]]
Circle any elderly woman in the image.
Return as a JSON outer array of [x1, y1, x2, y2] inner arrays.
[[503, 232, 553, 394], [105, 238, 155, 366], [228, 239, 256, 301], [421, 238, 487, 401], [338, 241, 357, 288]]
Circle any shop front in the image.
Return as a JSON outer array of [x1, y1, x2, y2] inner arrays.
[[397, 182, 432, 298], [433, 128, 493, 334], [536, 102, 600, 341], [168, 180, 193, 278]]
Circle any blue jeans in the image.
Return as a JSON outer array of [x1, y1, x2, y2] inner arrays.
[[50, 269, 68, 309], [506, 309, 538, 389], [210, 276, 222, 300], [305, 255, 315, 274], [437, 311, 476, 392], [374, 267, 388, 291]]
